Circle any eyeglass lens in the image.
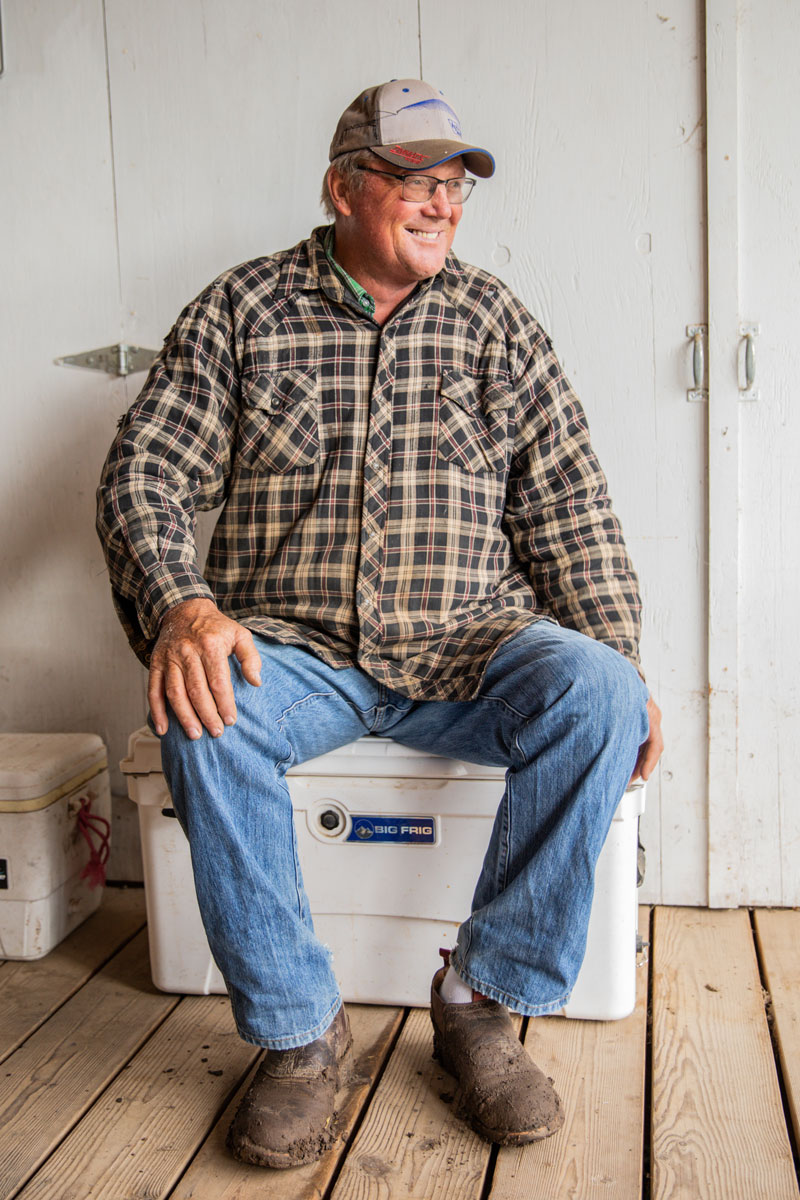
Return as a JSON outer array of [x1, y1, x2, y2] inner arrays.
[[402, 176, 475, 203]]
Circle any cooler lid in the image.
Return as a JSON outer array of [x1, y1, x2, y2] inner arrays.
[[120, 726, 163, 775], [0, 733, 107, 810], [118, 726, 507, 780], [291, 737, 507, 780]]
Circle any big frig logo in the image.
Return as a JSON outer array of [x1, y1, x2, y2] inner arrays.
[[345, 816, 437, 845]]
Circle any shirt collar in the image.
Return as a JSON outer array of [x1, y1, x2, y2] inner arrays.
[[323, 227, 376, 317], [274, 225, 465, 315]]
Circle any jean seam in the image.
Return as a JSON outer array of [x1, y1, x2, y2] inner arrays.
[[276, 689, 337, 732], [453, 920, 473, 974], [479, 692, 531, 721], [274, 690, 336, 914], [500, 782, 512, 892], [355, 699, 414, 733]]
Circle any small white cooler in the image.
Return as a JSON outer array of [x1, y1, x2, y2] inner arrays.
[[0, 733, 111, 959], [122, 729, 644, 1019]]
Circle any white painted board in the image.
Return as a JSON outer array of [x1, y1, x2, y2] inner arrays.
[[734, 0, 800, 905], [0, 1, 147, 872], [421, 0, 708, 903]]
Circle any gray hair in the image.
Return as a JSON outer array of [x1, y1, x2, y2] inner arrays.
[[320, 151, 373, 218]]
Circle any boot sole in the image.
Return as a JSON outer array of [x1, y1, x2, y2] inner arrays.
[[229, 1122, 339, 1169]]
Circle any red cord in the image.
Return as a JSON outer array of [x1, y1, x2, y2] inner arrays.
[[75, 795, 111, 888]]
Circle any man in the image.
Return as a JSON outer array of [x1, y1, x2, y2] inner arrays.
[[98, 79, 663, 1169]]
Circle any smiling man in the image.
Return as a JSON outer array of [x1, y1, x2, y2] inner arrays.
[[98, 79, 662, 1169]]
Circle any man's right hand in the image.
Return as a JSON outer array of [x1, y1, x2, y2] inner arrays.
[[148, 598, 262, 740]]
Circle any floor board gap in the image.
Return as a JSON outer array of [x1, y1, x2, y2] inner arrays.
[[478, 1141, 499, 1200], [321, 1005, 412, 1200], [750, 907, 800, 1185], [641, 904, 654, 1200]]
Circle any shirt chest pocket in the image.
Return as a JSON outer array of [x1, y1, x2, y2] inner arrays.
[[437, 372, 515, 474], [238, 369, 320, 473]]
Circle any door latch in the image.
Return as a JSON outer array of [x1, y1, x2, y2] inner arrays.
[[686, 325, 708, 402], [739, 323, 760, 401]]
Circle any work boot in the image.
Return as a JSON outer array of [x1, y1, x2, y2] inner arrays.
[[226, 1004, 352, 1169], [431, 965, 564, 1145]]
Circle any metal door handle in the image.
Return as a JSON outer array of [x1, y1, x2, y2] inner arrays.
[[739, 323, 760, 401], [686, 325, 707, 401]]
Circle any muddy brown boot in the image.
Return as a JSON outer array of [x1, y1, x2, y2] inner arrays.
[[431, 965, 564, 1145], [226, 1004, 352, 1169]]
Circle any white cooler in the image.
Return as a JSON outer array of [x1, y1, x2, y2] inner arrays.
[[122, 728, 644, 1019], [0, 733, 111, 959]]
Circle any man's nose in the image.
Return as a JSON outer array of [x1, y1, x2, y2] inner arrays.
[[422, 183, 455, 217]]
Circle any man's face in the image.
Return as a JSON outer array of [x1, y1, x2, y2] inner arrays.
[[337, 156, 465, 293]]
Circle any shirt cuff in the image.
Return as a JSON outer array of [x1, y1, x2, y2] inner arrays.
[[136, 565, 216, 639]]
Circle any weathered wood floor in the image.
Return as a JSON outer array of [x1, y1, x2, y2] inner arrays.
[[1, 890, 798, 1200]]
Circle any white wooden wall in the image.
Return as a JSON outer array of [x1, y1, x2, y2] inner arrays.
[[707, 0, 800, 905], [0, 0, 796, 903]]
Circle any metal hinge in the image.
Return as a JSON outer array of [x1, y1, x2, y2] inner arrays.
[[55, 343, 158, 378]]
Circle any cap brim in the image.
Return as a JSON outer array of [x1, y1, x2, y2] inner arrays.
[[371, 140, 495, 178]]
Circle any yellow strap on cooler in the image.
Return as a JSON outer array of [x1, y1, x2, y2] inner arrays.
[[0, 759, 108, 813]]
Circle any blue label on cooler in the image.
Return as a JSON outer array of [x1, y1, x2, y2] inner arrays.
[[346, 816, 437, 844]]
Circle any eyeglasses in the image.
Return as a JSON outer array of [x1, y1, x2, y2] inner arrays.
[[357, 166, 477, 205]]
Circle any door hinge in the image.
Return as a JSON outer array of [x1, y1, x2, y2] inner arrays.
[[55, 343, 158, 378]]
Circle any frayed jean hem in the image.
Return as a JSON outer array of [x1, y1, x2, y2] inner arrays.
[[450, 954, 571, 1017], [232, 994, 342, 1050]]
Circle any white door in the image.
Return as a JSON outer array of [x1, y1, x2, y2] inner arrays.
[[707, 0, 800, 905]]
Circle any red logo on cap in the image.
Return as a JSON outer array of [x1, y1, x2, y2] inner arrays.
[[390, 145, 427, 164]]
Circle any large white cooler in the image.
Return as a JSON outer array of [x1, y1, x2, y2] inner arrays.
[[0, 733, 111, 959], [122, 728, 644, 1019]]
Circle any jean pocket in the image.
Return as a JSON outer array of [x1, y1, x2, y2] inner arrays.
[[437, 371, 515, 474], [238, 369, 320, 473]]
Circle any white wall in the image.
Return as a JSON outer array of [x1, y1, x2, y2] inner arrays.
[[0, 2, 147, 877], [2, 1, 796, 903]]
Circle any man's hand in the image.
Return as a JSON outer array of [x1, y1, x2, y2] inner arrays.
[[631, 695, 664, 783], [148, 598, 262, 740]]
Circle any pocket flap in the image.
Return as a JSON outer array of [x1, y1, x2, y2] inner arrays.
[[439, 370, 482, 413], [482, 380, 515, 413], [440, 371, 514, 415], [242, 369, 318, 414]]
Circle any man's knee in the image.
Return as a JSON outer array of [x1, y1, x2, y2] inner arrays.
[[565, 636, 648, 742]]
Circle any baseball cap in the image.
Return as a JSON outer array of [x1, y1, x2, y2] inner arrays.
[[329, 79, 495, 178]]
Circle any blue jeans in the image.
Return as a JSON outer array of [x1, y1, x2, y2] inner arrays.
[[158, 620, 648, 1048]]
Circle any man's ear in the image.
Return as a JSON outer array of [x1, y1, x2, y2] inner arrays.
[[327, 166, 354, 217]]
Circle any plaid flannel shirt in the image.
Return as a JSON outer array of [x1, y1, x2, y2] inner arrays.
[[97, 227, 642, 700]]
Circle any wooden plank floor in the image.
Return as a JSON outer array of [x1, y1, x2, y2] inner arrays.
[[1, 893, 798, 1200]]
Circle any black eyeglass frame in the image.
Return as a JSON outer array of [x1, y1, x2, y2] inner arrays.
[[356, 165, 477, 204]]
